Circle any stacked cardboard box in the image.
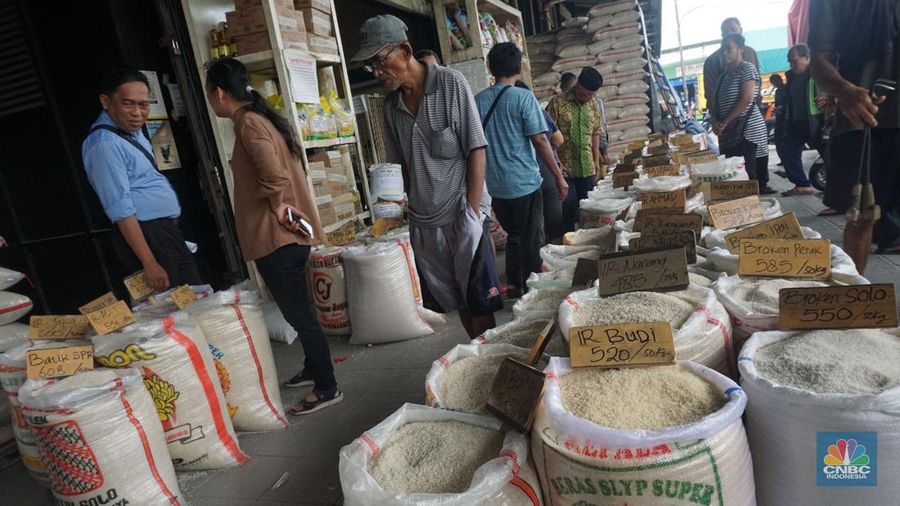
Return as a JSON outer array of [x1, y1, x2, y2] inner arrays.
[[294, 0, 337, 57], [226, 2, 308, 55]]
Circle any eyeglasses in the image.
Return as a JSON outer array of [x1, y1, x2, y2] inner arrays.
[[363, 45, 398, 73]]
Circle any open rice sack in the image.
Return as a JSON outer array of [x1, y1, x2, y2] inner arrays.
[[514, 287, 578, 321], [425, 343, 533, 413], [339, 403, 542, 506], [738, 329, 900, 506], [187, 289, 288, 431], [706, 244, 869, 285], [472, 318, 568, 357], [93, 312, 248, 470], [309, 246, 351, 336], [532, 358, 754, 505], [527, 269, 576, 290], [540, 244, 615, 273], [559, 286, 733, 376], [19, 368, 183, 505], [0, 291, 32, 326], [564, 227, 617, 248], [343, 241, 434, 345], [579, 197, 633, 229]]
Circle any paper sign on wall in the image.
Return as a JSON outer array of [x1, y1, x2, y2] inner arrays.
[[284, 49, 319, 104]]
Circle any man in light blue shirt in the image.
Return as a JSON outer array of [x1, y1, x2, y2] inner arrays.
[[476, 42, 568, 295], [82, 68, 201, 290]]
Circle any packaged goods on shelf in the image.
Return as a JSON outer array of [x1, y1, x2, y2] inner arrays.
[[298, 5, 332, 36], [332, 192, 357, 222], [308, 34, 338, 57], [0, 291, 32, 325], [339, 403, 541, 505], [425, 343, 529, 413], [309, 246, 350, 336], [316, 194, 336, 225], [327, 92, 355, 138], [294, 0, 330, 14], [371, 202, 403, 220], [226, 4, 302, 37], [19, 368, 183, 504], [234, 29, 308, 55], [94, 313, 247, 470], [187, 290, 288, 431], [0, 266, 25, 290], [532, 359, 755, 506]]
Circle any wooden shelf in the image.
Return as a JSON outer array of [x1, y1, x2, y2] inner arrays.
[[303, 136, 358, 149], [478, 0, 520, 19], [323, 211, 368, 233], [313, 52, 341, 64], [235, 50, 276, 73]]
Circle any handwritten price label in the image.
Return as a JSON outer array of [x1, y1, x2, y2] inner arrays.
[[644, 164, 680, 177], [638, 189, 686, 211], [724, 213, 804, 254], [708, 195, 765, 229], [710, 180, 759, 201], [26, 344, 94, 380], [124, 271, 155, 302], [642, 154, 671, 168], [485, 358, 546, 433], [613, 171, 638, 189], [85, 300, 136, 336], [527, 319, 558, 365], [569, 322, 675, 368], [633, 213, 702, 236], [629, 231, 697, 263], [596, 247, 689, 297], [170, 285, 197, 309], [28, 316, 92, 340], [78, 292, 118, 315], [684, 150, 719, 164], [778, 284, 898, 330], [738, 238, 831, 279]]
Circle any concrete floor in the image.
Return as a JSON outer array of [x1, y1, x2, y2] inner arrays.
[[2, 148, 899, 505]]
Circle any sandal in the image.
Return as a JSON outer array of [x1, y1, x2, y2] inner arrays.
[[289, 388, 343, 415], [283, 371, 315, 388], [817, 208, 841, 216]]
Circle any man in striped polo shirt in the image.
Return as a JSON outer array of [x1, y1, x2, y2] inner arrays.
[[351, 15, 503, 337]]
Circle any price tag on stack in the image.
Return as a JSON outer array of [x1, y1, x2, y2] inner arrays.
[[28, 316, 92, 340], [569, 322, 675, 369], [596, 246, 689, 297], [708, 195, 765, 229], [637, 189, 686, 212], [124, 271, 155, 302], [709, 180, 759, 201], [778, 284, 898, 330], [629, 231, 697, 263], [85, 300, 137, 336], [633, 212, 702, 236], [737, 238, 831, 279], [26, 345, 94, 380], [724, 213, 804, 254], [170, 285, 198, 309]]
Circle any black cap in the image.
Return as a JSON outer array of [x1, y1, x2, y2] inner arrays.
[[578, 67, 603, 92]]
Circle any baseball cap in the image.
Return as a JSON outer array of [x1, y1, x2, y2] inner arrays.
[[350, 15, 409, 63]]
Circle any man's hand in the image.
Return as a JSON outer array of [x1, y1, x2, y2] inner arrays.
[[712, 120, 727, 136], [275, 203, 301, 233], [555, 176, 569, 201], [143, 259, 170, 291], [814, 93, 830, 109], [836, 83, 884, 128]]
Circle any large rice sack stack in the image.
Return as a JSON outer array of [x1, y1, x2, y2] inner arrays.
[[528, 32, 557, 97], [0, 322, 27, 430], [187, 290, 288, 431], [340, 403, 542, 505], [559, 285, 734, 376], [532, 359, 754, 505], [309, 246, 351, 336], [425, 343, 530, 413], [19, 368, 183, 505], [94, 312, 248, 470], [739, 329, 900, 505]]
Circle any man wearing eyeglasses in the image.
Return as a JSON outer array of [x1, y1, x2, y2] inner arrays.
[[351, 15, 502, 338]]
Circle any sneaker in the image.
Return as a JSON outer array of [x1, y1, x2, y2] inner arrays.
[[283, 371, 315, 388], [289, 388, 344, 415]]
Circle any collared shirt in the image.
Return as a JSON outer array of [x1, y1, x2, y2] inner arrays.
[[546, 92, 603, 178], [383, 64, 489, 228], [475, 84, 546, 199], [82, 111, 180, 222]]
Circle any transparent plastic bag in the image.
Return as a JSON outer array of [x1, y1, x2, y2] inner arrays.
[[0, 266, 25, 290], [526, 269, 575, 290]]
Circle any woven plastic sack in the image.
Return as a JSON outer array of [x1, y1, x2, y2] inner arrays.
[[606, 93, 652, 108], [552, 55, 597, 73], [589, 0, 636, 17], [738, 329, 900, 506], [513, 286, 577, 320], [596, 46, 644, 64], [526, 269, 575, 290], [532, 358, 754, 505], [616, 57, 648, 72], [0, 322, 27, 425], [610, 8, 641, 25], [707, 244, 868, 284], [564, 227, 617, 247], [608, 117, 650, 134], [261, 300, 298, 344], [368, 163, 405, 202], [596, 84, 619, 100], [558, 285, 734, 375], [19, 368, 183, 505], [309, 246, 351, 336], [557, 44, 591, 59], [343, 242, 433, 344], [620, 104, 651, 119], [620, 125, 652, 142], [425, 343, 530, 411], [619, 79, 650, 94], [541, 244, 615, 272], [579, 198, 632, 229], [613, 33, 645, 50], [340, 403, 542, 505], [187, 289, 288, 431], [593, 23, 639, 41], [606, 106, 623, 119], [94, 312, 248, 470], [632, 175, 691, 192], [0, 291, 32, 325], [586, 16, 613, 35], [473, 319, 568, 357], [0, 267, 25, 290], [533, 71, 560, 87]]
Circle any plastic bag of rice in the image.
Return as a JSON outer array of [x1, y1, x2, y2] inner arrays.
[[187, 289, 288, 431], [559, 285, 734, 375], [0, 266, 25, 290], [0, 291, 32, 326], [425, 343, 531, 413], [739, 329, 900, 506], [526, 269, 575, 290], [564, 227, 617, 247], [0, 322, 27, 424], [308, 246, 351, 336], [513, 287, 576, 321], [613, 33, 645, 50], [473, 319, 568, 357], [340, 403, 542, 505], [579, 198, 633, 229], [533, 358, 754, 505], [19, 368, 183, 505], [94, 312, 248, 470], [596, 84, 619, 100], [586, 16, 613, 34], [619, 79, 650, 94]]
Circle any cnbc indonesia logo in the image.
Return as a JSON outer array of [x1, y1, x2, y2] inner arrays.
[[817, 433, 877, 487]]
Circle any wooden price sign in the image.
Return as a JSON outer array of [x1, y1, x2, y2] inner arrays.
[[623, 150, 643, 165], [527, 319, 558, 365], [638, 189, 686, 211], [85, 300, 137, 336], [642, 154, 671, 168], [613, 171, 638, 189], [627, 140, 646, 151], [685, 151, 719, 164], [26, 344, 94, 380], [596, 246, 689, 297], [572, 258, 599, 288], [634, 213, 703, 236], [672, 133, 695, 146], [28, 316, 92, 340], [738, 238, 831, 279], [708, 195, 765, 230], [629, 231, 697, 263], [709, 180, 759, 201], [569, 322, 675, 368], [644, 164, 680, 178], [124, 271, 155, 302], [646, 144, 670, 156], [78, 292, 118, 315], [614, 161, 636, 173], [170, 285, 197, 309], [724, 212, 804, 254], [485, 358, 546, 433], [778, 284, 898, 330]]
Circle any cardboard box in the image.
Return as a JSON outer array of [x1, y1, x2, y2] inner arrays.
[[310, 169, 329, 197], [308, 151, 343, 173], [294, 0, 331, 15], [316, 194, 336, 225], [307, 34, 339, 57], [235, 0, 294, 10], [332, 193, 357, 222], [234, 30, 307, 55], [226, 5, 300, 37], [298, 7, 333, 36], [328, 173, 349, 195]]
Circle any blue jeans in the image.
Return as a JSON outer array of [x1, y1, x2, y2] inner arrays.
[[562, 176, 595, 232], [782, 123, 812, 187]]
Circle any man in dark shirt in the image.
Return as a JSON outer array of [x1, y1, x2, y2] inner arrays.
[[780, 44, 827, 196], [771, 73, 787, 165], [703, 18, 761, 110]]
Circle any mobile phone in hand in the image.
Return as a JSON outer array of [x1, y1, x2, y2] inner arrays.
[[286, 208, 314, 238]]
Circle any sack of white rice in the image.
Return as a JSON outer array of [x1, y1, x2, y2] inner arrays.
[[620, 125, 652, 142], [596, 46, 644, 64], [604, 70, 649, 86], [610, 8, 641, 25], [340, 403, 542, 505], [260, 300, 298, 345], [93, 312, 248, 470], [557, 43, 592, 59], [613, 33, 645, 50], [472, 318, 567, 357], [0, 291, 32, 325], [0, 267, 25, 290], [425, 343, 530, 412], [605, 106, 624, 119], [19, 368, 183, 505], [552, 55, 598, 73], [589, 0, 637, 17], [559, 285, 734, 375], [540, 244, 615, 272], [187, 289, 288, 431], [619, 79, 650, 94], [342, 241, 434, 344], [526, 269, 575, 290], [606, 93, 652, 108], [579, 198, 633, 229], [532, 359, 754, 505], [592, 23, 640, 41], [706, 244, 868, 285], [0, 322, 27, 425], [373, 227, 425, 307], [309, 246, 351, 336], [586, 15, 613, 34], [738, 329, 900, 506], [562, 16, 588, 28], [619, 103, 651, 119], [564, 227, 617, 247], [615, 57, 648, 73], [533, 71, 561, 87], [513, 287, 576, 320], [596, 84, 619, 100]]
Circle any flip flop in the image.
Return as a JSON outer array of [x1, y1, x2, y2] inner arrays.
[[817, 208, 841, 216]]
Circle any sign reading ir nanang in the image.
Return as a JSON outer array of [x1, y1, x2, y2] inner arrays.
[[817, 432, 877, 487]]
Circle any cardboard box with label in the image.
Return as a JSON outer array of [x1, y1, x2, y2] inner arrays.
[[328, 173, 349, 195], [308, 34, 339, 57], [316, 194, 336, 225], [309, 164, 329, 198], [309, 150, 344, 176], [298, 7, 333, 36], [332, 192, 358, 222], [294, 0, 331, 14], [236, 0, 295, 9], [226, 5, 301, 37], [234, 30, 308, 55]]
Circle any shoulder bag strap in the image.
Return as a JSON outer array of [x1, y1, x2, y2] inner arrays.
[[481, 84, 513, 129], [90, 124, 159, 170]]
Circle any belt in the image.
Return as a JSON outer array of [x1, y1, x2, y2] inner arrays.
[[142, 217, 179, 227]]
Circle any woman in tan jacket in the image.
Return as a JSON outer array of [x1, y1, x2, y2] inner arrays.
[[205, 58, 341, 415]]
